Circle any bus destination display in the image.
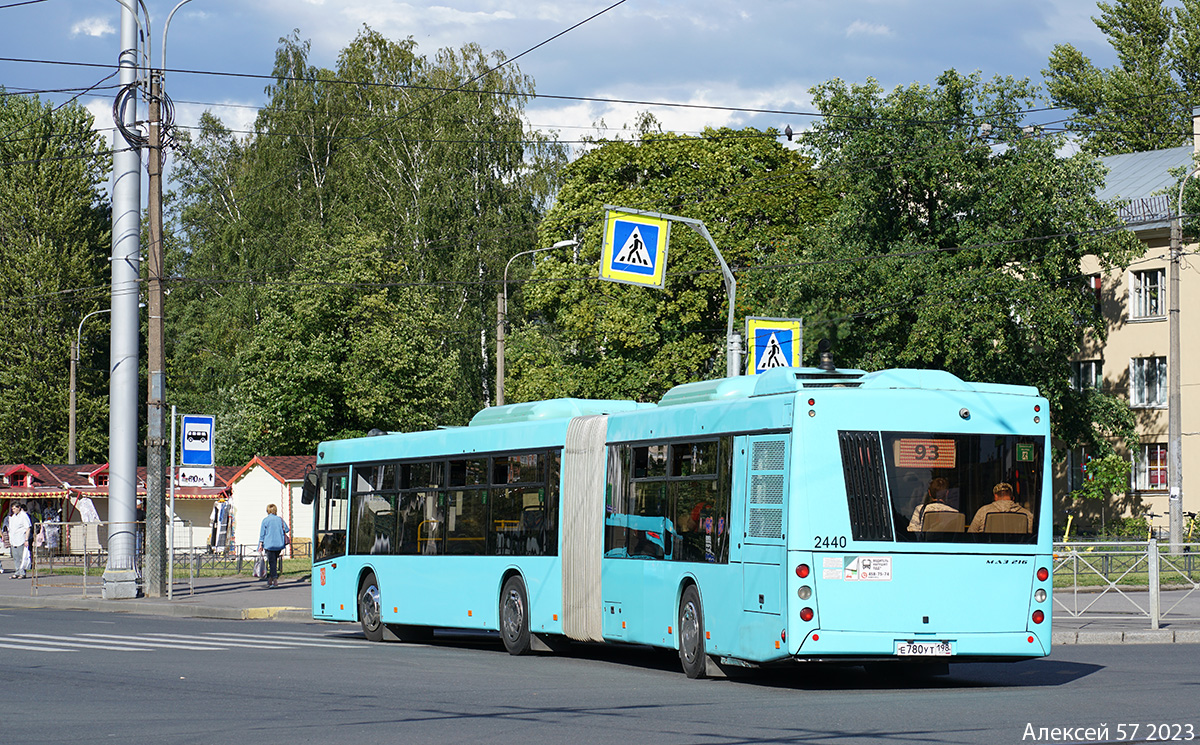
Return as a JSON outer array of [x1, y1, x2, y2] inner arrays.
[[893, 438, 957, 469]]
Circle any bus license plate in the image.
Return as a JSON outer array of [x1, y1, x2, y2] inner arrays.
[[895, 641, 952, 656]]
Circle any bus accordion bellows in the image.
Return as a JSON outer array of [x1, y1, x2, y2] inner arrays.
[[302, 364, 1053, 678]]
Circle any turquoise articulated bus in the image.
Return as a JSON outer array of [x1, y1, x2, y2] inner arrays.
[[303, 364, 1053, 678]]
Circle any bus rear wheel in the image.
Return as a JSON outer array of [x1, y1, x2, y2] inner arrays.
[[358, 572, 384, 643], [678, 585, 706, 679], [500, 575, 531, 655]]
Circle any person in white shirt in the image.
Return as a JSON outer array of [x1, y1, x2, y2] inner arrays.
[[8, 503, 33, 579]]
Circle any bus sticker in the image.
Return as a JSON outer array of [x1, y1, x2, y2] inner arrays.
[[844, 556, 892, 581], [822, 556, 842, 580]]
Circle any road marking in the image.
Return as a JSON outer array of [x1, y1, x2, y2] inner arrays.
[[264, 632, 374, 644], [1, 630, 374, 654], [202, 632, 374, 648], [9, 634, 151, 652], [0, 640, 69, 652], [76, 633, 225, 651]]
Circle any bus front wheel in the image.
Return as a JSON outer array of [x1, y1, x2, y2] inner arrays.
[[500, 575, 531, 655], [358, 572, 384, 642], [678, 585, 706, 679]]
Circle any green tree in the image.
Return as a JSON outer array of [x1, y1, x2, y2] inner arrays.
[[506, 122, 830, 402], [216, 229, 461, 463], [786, 70, 1140, 460], [0, 92, 110, 462], [169, 27, 562, 457], [1044, 0, 1200, 154]]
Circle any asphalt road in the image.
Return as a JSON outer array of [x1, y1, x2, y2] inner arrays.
[[2, 609, 1197, 745]]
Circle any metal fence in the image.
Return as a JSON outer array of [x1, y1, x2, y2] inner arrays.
[[1053, 540, 1200, 628], [24, 520, 310, 598]]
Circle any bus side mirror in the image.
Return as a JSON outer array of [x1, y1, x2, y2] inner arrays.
[[301, 468, 319, 505]]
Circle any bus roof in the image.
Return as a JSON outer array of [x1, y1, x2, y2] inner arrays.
[[657, 367, 1042, 406], [467, 398, 653, 427]]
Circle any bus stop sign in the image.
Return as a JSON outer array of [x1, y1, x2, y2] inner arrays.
[[182, 414, 215, 466]]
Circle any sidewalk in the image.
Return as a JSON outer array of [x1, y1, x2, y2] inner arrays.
[[1, 570, 1199, 644], [0, 570, 313, 623]]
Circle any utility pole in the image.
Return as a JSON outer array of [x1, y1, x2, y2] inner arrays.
[[145, 68, 167, 597], [1169, 164, 1197, 553], [104, 0, 142, 600]]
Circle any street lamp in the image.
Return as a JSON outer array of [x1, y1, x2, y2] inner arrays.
[[70, 308, 113, 465], [496, 239, 579, 406], [69, 303, 144, 465]]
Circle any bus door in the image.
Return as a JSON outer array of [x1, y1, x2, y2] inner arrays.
[[312, 467, 350, 621], [742, 435, 789, 615]]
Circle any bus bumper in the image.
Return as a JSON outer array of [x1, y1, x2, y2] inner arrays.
[[792, 629, 1051, 659]]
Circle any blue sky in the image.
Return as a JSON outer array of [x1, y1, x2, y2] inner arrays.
[[1, 0, 1114, 145]]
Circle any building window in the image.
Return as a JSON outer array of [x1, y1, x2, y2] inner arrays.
[[1131, 269, 1165, 319], [1130, 357, 1167, 407], [1134, 443, 1168, 491], [1072, 360, 1102, 391]]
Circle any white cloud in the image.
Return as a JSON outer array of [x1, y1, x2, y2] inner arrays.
[[845, 20, 892, 38], [71, 17, 116, 38], [83, 99, 114, 135]]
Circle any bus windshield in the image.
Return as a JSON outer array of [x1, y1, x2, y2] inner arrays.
[[882, 432, 1042, 543]]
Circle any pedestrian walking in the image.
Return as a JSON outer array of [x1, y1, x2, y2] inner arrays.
[[257, 504, 289, 589], [8, 502, 33, 579]]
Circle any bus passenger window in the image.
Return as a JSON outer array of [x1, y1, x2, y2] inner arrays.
[[445, 487, 486, 555], [349, 465, 399, 555]]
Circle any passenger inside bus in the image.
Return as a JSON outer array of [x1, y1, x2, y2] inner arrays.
[[907, 477, 963, 532], [968, 482, 1033, 533]]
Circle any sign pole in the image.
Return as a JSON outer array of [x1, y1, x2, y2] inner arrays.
[[601, 206, 742, 376], [168, 405, 176, 600]]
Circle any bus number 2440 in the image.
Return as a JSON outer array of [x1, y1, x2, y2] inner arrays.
[[815, 535, 848, 549]]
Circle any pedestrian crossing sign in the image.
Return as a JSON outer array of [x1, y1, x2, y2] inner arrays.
[[600, 208, 671, 289], [746, 317, 802, 375]]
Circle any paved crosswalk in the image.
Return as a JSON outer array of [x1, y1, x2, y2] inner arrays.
[[0, 630, 372, 653]]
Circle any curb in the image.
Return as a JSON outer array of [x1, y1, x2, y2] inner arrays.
[[0, 595, 312, 622], [1053, 628, 1194, 644]]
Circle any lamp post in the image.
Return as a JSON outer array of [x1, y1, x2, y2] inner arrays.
[[70, 304, 145, 465], [70, 308, 114, 465], [496, 239, 579, 406]]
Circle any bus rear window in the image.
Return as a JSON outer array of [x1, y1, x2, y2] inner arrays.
[[885, 432, 1041, 543], [841, 431, 1043, 544]]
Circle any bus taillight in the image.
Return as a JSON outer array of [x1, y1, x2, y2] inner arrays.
[[800, 607, 814, 622], [796, 564, 810, 578], [1037, 567, 1049, 582], [1032, 610, 1044, 624]]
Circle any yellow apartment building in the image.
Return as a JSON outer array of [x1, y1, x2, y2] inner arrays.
[[1069, 137, 1199, 534]]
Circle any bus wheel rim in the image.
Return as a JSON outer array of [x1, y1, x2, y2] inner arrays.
[[503, 588, 524, 639], [681, 601, 699, 662], [361, 584, 381, 630]]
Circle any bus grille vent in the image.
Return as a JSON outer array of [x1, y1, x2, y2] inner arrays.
[[748, 508, 783, 539], [750, 474, 784, 504], [751, 440, 786, 471], [838, 431, 894, 542]]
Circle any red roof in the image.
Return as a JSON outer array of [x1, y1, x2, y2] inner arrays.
[[230, 455, 314, 486]]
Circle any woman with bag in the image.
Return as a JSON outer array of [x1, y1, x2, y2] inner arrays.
[[257, 504, 290, 588], [8, 503, 32, 579]]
